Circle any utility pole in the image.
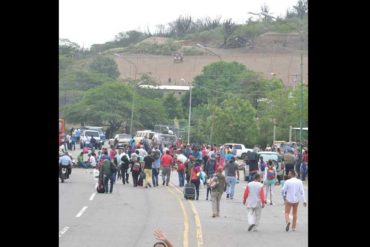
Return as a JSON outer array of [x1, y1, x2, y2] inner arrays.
[[299, 33, 304, 153]]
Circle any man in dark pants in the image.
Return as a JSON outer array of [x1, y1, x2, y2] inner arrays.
[[101, 159, 114, 193], [284, 150, 296, 176], [130, 155, 142, 187], [120, 154, 130, 184], [295, 153, 302, 179], [246, 151, 259, 182]]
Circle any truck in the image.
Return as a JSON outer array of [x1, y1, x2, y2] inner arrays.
[[224, 143, 254, 160]]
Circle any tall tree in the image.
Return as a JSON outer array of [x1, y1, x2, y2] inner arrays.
[[89, 56, 120, 79], [163, 93, 183, 120], [222, 19, 236, 48], [293, 0, 308, 19], [212, 97, 258, 146]]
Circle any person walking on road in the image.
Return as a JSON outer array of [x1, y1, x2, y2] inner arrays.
[[300, 149, 308, 181], [130, 154, 142, 187], [264, 160, 277, 205], [120, 153, 130, 184], [225, 156, 240, 199], [281, 170, 307, 232], [205, 154, 217, 200], [160, 150, 173, 186], [283, 150, 296, 175], [190, 162, 202, 200], [176, 159, 186, 187], [143, 151, 155, 188], [152, 147, 161, 187], [101, 159, 114, 193], [243, 174, 265, 232], [210, 167, 226, 217], [185, 155, 195, 184]]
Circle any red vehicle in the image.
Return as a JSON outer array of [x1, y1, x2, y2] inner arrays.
[[59, 119, 65, 145]]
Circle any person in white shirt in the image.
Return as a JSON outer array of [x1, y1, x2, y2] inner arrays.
[[243, 174, 265, 232], [88, 153, 97, 168], [281, 170, 307, 232]]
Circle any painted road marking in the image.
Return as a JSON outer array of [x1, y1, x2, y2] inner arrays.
[[89, 193, 96, 201], [75, 206, 88, 218], [171, 184, 203, 247], [166, 186, 189, 247], [188, 201, 204, 247], [59, 226, 69, 238]]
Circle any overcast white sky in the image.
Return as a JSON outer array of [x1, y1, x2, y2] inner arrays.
[[60, 0, 299, 48]]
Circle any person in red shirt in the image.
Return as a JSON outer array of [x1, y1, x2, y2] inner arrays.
[[190, 164, 202, 200], [160, 150, 173, 186]]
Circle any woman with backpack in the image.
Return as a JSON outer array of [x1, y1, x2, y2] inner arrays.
[[130, 154, 142, 187], [263, 160, 277, 205], [190, 162, 202, 200], [176, 159, 186, 187]]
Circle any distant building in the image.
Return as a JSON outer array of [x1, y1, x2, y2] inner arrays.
[[138, 84, 192, 97]]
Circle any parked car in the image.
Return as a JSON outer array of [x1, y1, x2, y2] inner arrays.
[[109, 133, 131, 148], [82, 126, 106, 144], [80, 130, 103, 150], [224, 143, 254, 159]]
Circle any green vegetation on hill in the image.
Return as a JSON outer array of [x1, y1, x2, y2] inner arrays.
[[59, 0, 308, 144]]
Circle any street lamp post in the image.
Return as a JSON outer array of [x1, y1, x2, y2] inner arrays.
[[299, 32, 304, 153], [182, 79, 192, 145], [196, 44, 222, 144]]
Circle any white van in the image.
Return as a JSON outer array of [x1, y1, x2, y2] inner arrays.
[[134, 130, 155, 145]]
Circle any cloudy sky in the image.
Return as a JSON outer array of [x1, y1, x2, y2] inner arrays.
[[59, 0, 299, 48]]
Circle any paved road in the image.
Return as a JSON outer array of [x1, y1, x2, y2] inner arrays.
[[60, 153, 308, 247]]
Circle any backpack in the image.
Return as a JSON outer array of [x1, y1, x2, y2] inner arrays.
[[177, 162, 185, 172], [260, 162, 266, 171], [132, 162, 141, 172], [267, 168, 275, 180]]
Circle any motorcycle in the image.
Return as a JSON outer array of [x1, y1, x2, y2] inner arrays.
[[60, 165, 70, 183]]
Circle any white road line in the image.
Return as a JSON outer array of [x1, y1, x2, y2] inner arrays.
[[59, 226, 69, 238], [89, 193, 96, 201], [75, 206, 88, 218]]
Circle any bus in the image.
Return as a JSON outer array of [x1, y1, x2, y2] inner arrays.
[[59, 119, 65, 145]]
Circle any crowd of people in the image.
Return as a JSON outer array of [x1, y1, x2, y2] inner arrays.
[[60, 139, 308, 238]]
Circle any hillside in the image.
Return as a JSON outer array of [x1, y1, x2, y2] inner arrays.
[[114, 47, 308, 87]]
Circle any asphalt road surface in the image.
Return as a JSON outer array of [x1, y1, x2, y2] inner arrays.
[[60, 153, 308, 247]]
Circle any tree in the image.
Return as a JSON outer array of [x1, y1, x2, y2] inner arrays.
[[59, 38, 80, 56], [163, 93, 183, 120], [212, 97, 258, 146], [181, 61, 282, 111], [293, 0, 308, 19], [62, 82, 133, 136], [89, 56, 120, 79], [168, 15, 195, 38], [256, 86, 308, 145], [222, 19, 237, 48]]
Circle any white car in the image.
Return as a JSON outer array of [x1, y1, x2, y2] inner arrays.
[[109, 133, 131, 147], [224, 143, 254, 159]]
